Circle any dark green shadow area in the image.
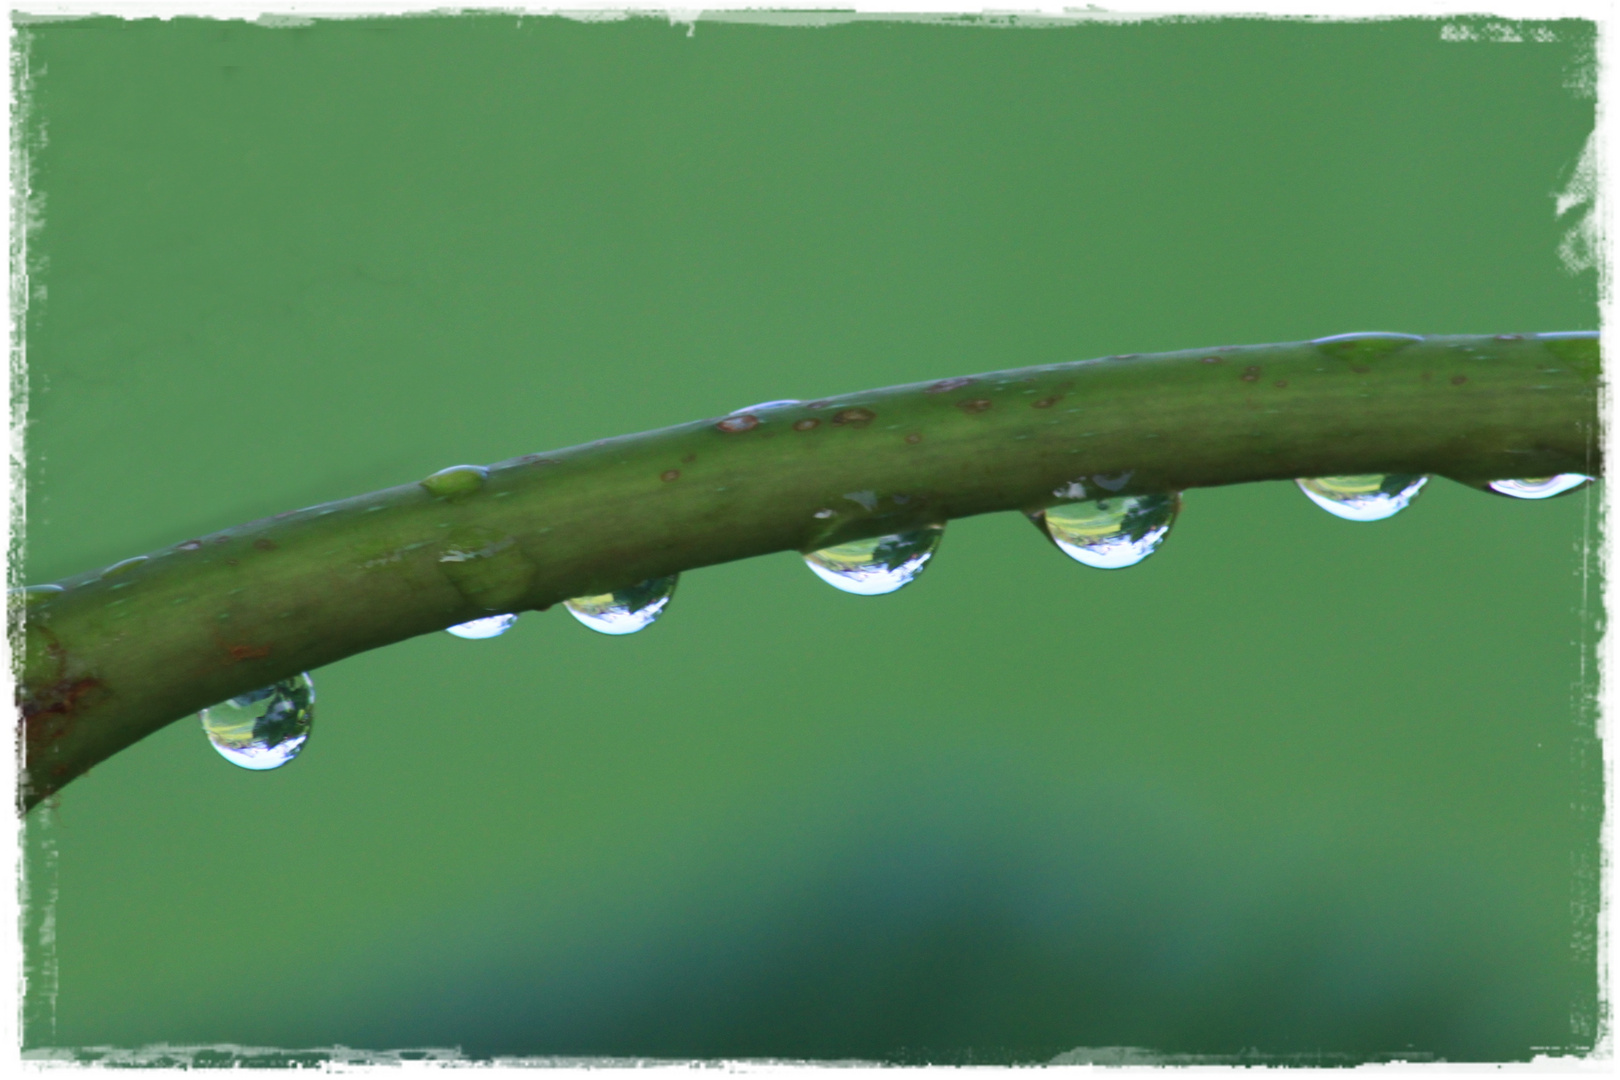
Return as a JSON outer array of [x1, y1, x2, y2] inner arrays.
[[18, 13, 1600, 1062]]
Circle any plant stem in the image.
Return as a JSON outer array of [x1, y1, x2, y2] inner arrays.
[[14, 333, 1601, 810]]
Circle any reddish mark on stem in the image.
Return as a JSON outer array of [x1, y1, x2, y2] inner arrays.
[[227, 643, 272, 662], [904, 433, 922, 444], [832, 407, 876, 427], [716, 415, 759, 433]]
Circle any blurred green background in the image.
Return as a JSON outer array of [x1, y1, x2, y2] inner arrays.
[[17, 13, 1601, 1063]]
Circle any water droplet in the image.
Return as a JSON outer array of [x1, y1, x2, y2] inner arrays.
[[446, 614, 518, 639], [1486, 475, 1592, 500], [565, 575, 678, 635], [421, 465, 489, 499], [1039, 494, 1180, 569], [803, 525, 943, 595], [200, 674, 315, 771], [1536, 331, 1599, 340], [731, 399, 800, 413], [1312, 332, 1424, 366], [1296, 475, 1427, 521]]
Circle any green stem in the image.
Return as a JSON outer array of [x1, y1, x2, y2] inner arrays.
[[14, 333, 1601, 810]]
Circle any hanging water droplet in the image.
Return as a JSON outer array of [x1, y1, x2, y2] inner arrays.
[[200, 673, 315, 771], [1486, 475, 1593, 500], [1296, 475, 1427, 521], [1039, 494, 1180, 569], [803, 525, 943, 595], [446, 613, 518, 639], [565, 575, 678, 635]]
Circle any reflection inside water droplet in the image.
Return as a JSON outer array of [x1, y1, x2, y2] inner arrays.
[[446, 613, 518, 639], [803, 525, 943, 595], [200, 673, 315, 771], [1296, 475, 1427, 521], [565, 575, 678, 635], [1040, 493, 1179, 569], [1487, 475, 1592, 500]]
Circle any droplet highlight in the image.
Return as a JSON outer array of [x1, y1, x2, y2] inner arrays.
[[200, 673, 315, 771], [1296, 475, 1427, 521], [446, 613, 518, 639], [731, 399, 800, 413], [565, 575, 678, 635], [1487, 475, 1593, 500], [1039, 494, 1180, 569], [803, 525, 943, 596]]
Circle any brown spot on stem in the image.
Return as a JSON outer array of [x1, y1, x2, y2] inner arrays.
[[661, 469, 681, 482], [716, 415, 759, 433], [958, 399, 993, 414], [904, 433, 922, 444], [681, 453, 697, 463], [1450, 374, 1468, 385], [227, 643, 272, 662], [832, 407, 876, 427], [1240, 366, 1261, 382], [793, 418, 821, 431], [1031, 396, 1059, 409], [252, 538, 277, 552], [927, 377, 977, 394], [1351, 366, 1370, 374]]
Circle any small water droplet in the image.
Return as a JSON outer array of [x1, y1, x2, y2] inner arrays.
[[1039, 494, 1179, 569], [1296, 475, 1427, 521], [200, 673, 315, 771], [1486, 475, 1592, 499], [101, 556, 148, 578], [731, 399, 800, 413], [565, 575, 678, 635], [803, 525, 943, 596], [421, 465, 489, 499], [446, 613, 518, 639], [1536, 331, 1599, 340]]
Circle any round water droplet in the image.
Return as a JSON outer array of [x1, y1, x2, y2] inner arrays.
[[1486, 475, 1592, 500], [446, 613, 518, 639], [1296, 475, 1427, 521], [1040, 493, 1179, 569], [200, 673, 315, 771], [731, 399, 801, 413], [803, 525, 943, 595], [565, 575, 678, 635]]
